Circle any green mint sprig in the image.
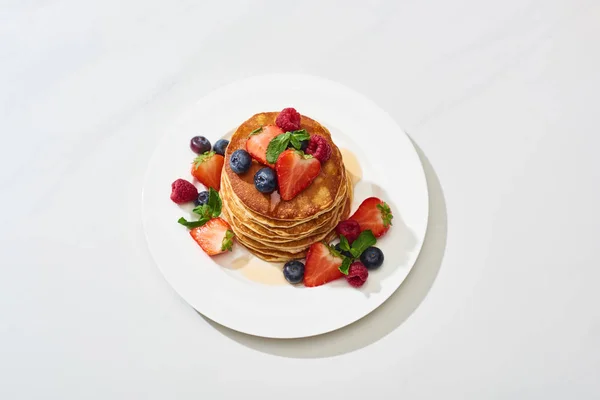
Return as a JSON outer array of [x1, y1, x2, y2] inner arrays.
[[266, 130, 310, 164], [338, 230, 377, 275], [177, 188, 222, 229]]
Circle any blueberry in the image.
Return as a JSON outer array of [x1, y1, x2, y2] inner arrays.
[[299, 139, 309, 152], [230, 149, 252, 174], [360, 246, 384, 270], [190, 136, 211, 154], [213, 139, 229, 156], [254, 167, 277, 194], [283, 260, 305, 284], [334, 243, 353, 258], [194, 190, 209, 206]]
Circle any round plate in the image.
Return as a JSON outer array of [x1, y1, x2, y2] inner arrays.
[[142, 74, 429, 338]]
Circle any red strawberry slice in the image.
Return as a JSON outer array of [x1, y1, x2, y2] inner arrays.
[[190, 218, 235, 256], [191, 151, 224, 191], [275, 149, 321, 201], [348, 197, 393, 238], [245, 125, 284, 166], [304, 242, 344, 287]]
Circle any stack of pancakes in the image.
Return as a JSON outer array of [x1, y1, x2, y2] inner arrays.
[[220, 112, 352, 262]]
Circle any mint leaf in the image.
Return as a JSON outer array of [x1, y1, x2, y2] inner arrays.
[[289, 130, 310, 150], [178, 216, 210, 228], [291, 129, 310, 142], [349, 230, 377, 258], [207, 188, 222, 217], [290, 135, 301, 150], [339, 235, 351, 252], [339, 257, 352, 275], [192, 204, 210, 217], [266, 132, 291, 164], [249, 126, 263, 136]]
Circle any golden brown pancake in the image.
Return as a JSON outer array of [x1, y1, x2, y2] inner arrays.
[[223, 112, 345, 221], [219, 111, 352, 262]]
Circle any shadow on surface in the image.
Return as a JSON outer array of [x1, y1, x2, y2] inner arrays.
[[203, 141, 447, 358]]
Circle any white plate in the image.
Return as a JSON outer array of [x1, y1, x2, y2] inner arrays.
[[142, 74, 429, 338]]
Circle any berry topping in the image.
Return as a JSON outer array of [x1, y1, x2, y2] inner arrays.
[[191, 151, 224, 191], [229, 149, 252, 174], [305, 135, 332, 164], [283, 260, 305, 284], [194, 190, 209, 206], [275, 149, 321, 201], [304, 242, 344, 287], [275, 107, 302, 132], [345, 262, 369, 288], [349, 197, 393, 238], [333, 243, 353, 258], [190, 136, 211, 154], [335, 219, 361, 244], [189, 217, 234, 256], [170, 179, 198, 204], [213, 139, 229, 156], [246, 125, 284, 166], [254, 167, 278, 194], [360, 246, 384, 270]]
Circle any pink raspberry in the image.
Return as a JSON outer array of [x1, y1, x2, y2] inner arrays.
[[170, 179, 198, 204], [345, 262, 369, 288], [306, 135, 331, 163], [335, 219, 361, 244], [275, 107, 302, 132]]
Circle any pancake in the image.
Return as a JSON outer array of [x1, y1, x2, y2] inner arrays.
[[219, 111, 352, 262], [223, 112, 345, 221]]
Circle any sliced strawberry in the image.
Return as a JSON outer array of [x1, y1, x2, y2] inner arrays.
[[348, 197, 393, 238], [304, 242, 344, 287], [245, 125, 284, 166], [189, 218, 234, 256], [191, 151, 224, 191], [275, 149, 321, 201]]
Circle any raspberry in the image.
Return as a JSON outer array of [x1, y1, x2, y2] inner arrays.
[[170, 179, 198, 204], [345, 262, 369, 288], [306, 135, 332, 163], [335, 219, 361, 244], [275, 107, 302, 132]]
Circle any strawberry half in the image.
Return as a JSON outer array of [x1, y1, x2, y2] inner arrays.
[[245, 125, 284, 166], [191, 151, 224, 191], [304, 242, 344, 287], [189, 218, 234, 256], [275, 149, 321, 201], [348, 197, 393, 238]]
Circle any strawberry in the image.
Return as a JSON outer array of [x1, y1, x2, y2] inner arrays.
[[348, 197, 393, 238], [189, 218, 234, 256], [245, 125, 284, 166], [191, 151, 224, 191], [304, 242, 344, 287], [275, 149, 321, 201]]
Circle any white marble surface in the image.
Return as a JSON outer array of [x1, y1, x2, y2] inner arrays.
[[2, 1, 599, 398]]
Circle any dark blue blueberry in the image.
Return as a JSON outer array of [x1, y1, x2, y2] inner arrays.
[[229, 149, 252, 174], [334, 243, 353, 258], [360, 246, 384, 270], [254, 167, 277, 194], [213, 139, 229, 156], [299, 139, 309, 152], [190, 136, 211, 154], [194, 190, 209, 206], [283, 260, 305, 284]]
